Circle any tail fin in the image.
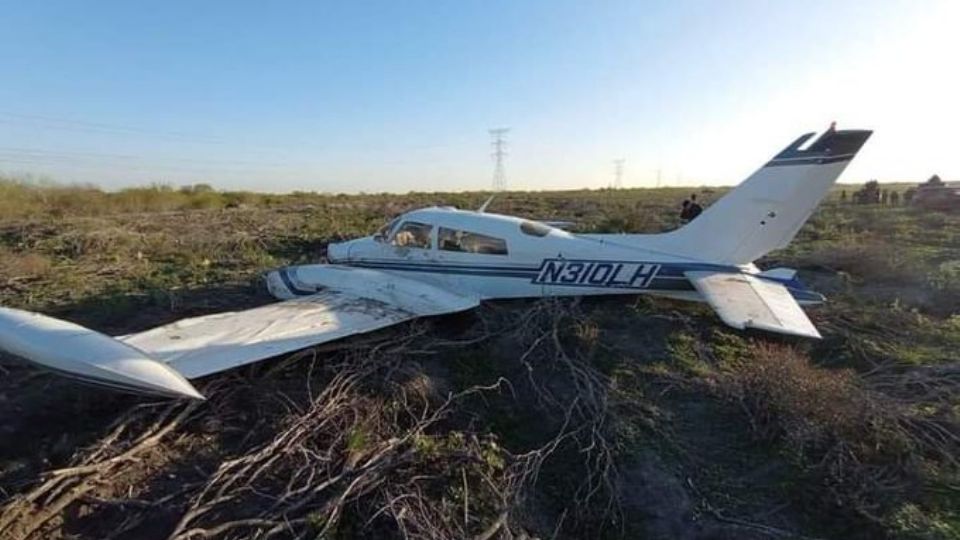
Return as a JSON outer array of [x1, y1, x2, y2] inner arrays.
[[666, 127, 871, 265]]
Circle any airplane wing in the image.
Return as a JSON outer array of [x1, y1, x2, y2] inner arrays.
[[685, 271, 821, 339], [122, 283, 478, 379], [0, 269, 479, 399]]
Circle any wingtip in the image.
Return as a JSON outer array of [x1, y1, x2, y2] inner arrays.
[[177, 383, 206, 401]]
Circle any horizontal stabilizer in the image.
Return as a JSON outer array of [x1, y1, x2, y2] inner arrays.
[[758, 267, 797, 281], [686, 271, 821, 339]]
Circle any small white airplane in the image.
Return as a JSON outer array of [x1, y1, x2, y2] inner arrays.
[[0, 126, 871, 400]]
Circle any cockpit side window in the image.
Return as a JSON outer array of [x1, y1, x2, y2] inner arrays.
[[390, 221, 433, 249], [520, 220, 552, 237], [438, 227, 508, 255]]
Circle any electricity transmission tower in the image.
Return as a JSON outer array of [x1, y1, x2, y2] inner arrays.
[[612, 159, 625, 189], [489, 128, 509, 191]]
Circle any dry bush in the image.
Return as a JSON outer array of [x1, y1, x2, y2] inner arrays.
[[0, 178, 106, 219], [494, 300, 621, 528], [0, 248, 53, 279], [718, 343, 959, 525], [165, 363, 512, 539], [0, 178, 251, 219], [0, 402, 201, 540], [0, 309, 618, 540], [0, 346, 516, 540], [795, 239, 918, 284], [49, 227, 144, 259]]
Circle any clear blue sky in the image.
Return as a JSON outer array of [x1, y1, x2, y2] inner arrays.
[[1, 0, 957, 192]]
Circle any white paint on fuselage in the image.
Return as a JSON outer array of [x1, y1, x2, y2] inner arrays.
[[323, 207, 732, 302]]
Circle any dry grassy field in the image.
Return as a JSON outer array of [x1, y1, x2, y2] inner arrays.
[[0, 179, 957, 539]]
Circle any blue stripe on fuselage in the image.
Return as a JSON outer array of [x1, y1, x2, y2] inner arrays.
[[339, 259, 823, 303]]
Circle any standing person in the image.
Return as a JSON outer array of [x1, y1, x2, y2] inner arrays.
[[881, 190, 889, 205], [688, 193, 703, 220], [904, 188, 916, 205]]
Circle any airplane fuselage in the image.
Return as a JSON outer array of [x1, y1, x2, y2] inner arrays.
[[268, 207, 822, 305]]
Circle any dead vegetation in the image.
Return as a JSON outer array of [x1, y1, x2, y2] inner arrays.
[[613, 325, 959, 539], [716, 344, 959, 524], [0, 302, 627, 540], [0, 248, 51, 281], [1, 182, 959, 539]]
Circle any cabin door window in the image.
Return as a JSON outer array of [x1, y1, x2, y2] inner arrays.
[[438, 227, 508, 255]]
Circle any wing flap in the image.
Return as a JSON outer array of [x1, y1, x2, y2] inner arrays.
[[122, 273, 479, 379], [685, 271, 821, 339]]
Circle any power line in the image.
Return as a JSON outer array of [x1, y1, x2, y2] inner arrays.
[[489, 128, 509, 192], [0, 111, 303, 155], [0, 111, 226, 144], [0, 146, 291, 168], [0, 155, 272, 176], [0, 147, 304, 176]]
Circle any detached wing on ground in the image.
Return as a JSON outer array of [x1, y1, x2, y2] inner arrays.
[[123, 272, 480, 379], [685, 271, 821, 339]]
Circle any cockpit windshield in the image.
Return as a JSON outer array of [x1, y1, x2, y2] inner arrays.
[[374, 217, 400, 242]]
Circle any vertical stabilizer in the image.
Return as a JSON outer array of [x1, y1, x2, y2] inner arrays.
[[665, 127, 871, 265]]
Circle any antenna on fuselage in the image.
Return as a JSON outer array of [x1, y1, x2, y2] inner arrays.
[[478, 193, 496, 213]]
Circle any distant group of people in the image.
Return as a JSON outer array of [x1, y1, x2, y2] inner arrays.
[[679, 193, 703, 222], [840, 175, 954, 208], [839, 183, 904, 206]]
